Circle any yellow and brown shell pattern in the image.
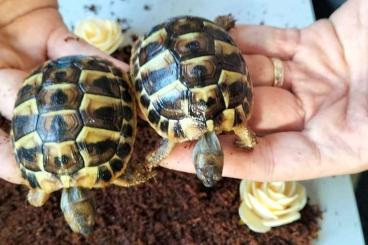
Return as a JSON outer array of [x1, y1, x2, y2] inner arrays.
[[11, 56, 136, 193], [131, 16, 253, 142]]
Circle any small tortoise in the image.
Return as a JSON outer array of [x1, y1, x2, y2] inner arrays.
[[130, 15, 256, 187], [11, 56, 153, 235]]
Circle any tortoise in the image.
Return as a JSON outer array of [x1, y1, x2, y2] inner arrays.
[[130, 15, 256, 187], [10, 56, 153, 235]]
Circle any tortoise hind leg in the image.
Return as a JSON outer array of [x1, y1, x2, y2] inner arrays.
[[145, 138, 176, 170], [214, 14, 236, 31], [233, 124, 257, 149], [60, 187, 95, 236], [27, 189, 50, 207], [113, 160, 156, 187]]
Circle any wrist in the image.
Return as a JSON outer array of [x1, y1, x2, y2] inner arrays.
[[0, 0, 57, 27]]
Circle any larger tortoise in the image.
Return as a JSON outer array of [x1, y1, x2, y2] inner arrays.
[[130, 16, 256, 187], [10, 56, 153, 235]]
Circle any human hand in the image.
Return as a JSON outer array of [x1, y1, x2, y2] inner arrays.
[[0, 5, 128, 183], [162, 0, 368, 181]]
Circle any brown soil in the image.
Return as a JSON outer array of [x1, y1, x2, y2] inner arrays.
[[0, 120, 321, 244]]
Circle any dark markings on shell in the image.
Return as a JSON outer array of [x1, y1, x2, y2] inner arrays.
[[122, 124, 133, 137], [81, 105, 122, 132], [118, 78, 130, 90], [139, 42, 166, 65], [153, 89, 187, 119], [78, 140, 117, 167], [122, 106, 133, 120], [83, 140, 117, 156], [245, 83, 253, 103], [242, 101, 250, 115], [181, 56, 219, 88], [54, 155, 70, 167], [159, 120, 169, 133], [117, 142, 131, 159], [98, 166, 112, 182], [51, 90, 68, 105], [20, 168, 27, 179], [204, 25, 235, 45], [227, 81, 246, 109], [15, 84, 38, 106], [173, 121, 185, 138], [135, 78, 143, 92], [16, 147, 41, 171], [122, 90, 132, 102], [94, 107, 116, 122], [213, 112, 223, 128], [233, 109, 243, 126], [82, 58, 111, 72], [43, 67, 81, 85], [141, 63, 178, 95], [42, 143, 84, 174], [110, 159, 123, 173], [167, 17, 204, 36], [172, 33, 214, 61], [190, 87, 225, 119], [37, 85, 82, 113], [79, 75, 120, 98], [37, 113, 83, 142], [148, 109, 161, 124], [27, 172, 40, 188], [220, 53, 245, 74], [140, 95, 150, 108], [12, 115, 38, 141], [111, 67, 123, 77]]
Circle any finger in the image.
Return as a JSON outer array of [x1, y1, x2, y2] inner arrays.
[[0, 69, 27, 120], [230, 25, 300, 60], [161, 132, 322, 181], [249, 87, 304, 134], [245, 55, 292, 89], [47, 26, 129, 72], [0, 129, 23, 184]]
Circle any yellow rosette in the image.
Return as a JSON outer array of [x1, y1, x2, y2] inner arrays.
[[75, 19, 124, 54], [239, 180, 307, 233]]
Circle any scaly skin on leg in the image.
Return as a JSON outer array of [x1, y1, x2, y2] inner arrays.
[[145, 139, 176, 170], [233, 125, 257, 149], [113, 161, 156, 187], [27, 189, 50, 207], [60, 187, 95, 236], [214, 14, 236, 31]]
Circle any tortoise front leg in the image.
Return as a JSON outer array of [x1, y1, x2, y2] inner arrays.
[[27, 189, 50, 207], [145, 138, 176, 170], [233, 124, 257, 149], [214, 15, 236, 31], [113, 161, 156, 187]]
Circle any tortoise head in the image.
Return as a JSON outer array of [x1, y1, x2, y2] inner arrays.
[[193, 131, 224, 187]]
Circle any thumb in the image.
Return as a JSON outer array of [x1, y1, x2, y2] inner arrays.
[[0, 128, 23, 184], [46, 26, 129, 72]]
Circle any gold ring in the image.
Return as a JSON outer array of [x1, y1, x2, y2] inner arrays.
[[271, 58, 284, 87]]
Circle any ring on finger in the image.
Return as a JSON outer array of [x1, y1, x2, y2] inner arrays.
[[271, 58, 284, 88]]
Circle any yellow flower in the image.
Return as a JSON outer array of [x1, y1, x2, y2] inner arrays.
[[74, 19, 124, 54], [238, 180, 307, 233]]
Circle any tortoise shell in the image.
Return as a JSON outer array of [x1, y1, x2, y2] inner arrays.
[[11, 56, 136, 192], [130, 16, 252, 142]]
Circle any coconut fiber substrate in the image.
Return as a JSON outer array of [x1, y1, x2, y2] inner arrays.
[[0, 115, 321, 244]]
